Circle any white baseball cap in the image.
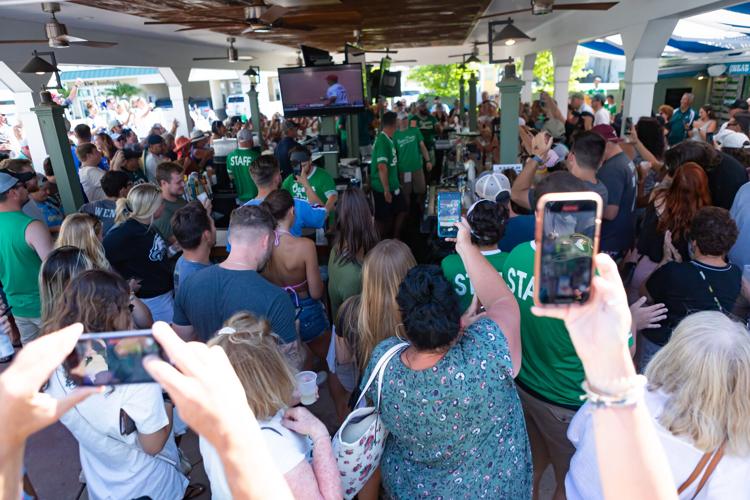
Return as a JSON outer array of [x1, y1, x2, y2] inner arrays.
[[716, 131, 750, 149], [474, 171, 511, 202]]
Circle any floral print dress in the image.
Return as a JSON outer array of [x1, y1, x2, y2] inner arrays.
[[361, 318, 532, 499]]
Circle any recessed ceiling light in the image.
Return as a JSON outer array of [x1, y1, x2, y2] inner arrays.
[[78, 16, 94, 20], [439, 10, 454, 15]]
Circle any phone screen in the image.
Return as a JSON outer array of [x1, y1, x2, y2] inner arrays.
[[537, 199, 598, 305], [437, 191, 461, 238], [65, 330, 165, 386]]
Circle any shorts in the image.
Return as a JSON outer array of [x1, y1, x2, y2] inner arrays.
[[399, 169, 426, 196], [16, 316, 41, 345], [517, 384, 576, 477], [297, 296, 330, 343], [372, 190, 407, 221]]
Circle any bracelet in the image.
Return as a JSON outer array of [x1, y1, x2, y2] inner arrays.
[[580, 374, 647, 409]]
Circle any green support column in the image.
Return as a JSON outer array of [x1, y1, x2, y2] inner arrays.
[[345, 114, 360, 159], [468, 73, 478, 132], [247, 85, 262, 149], [458, 75, 465, 128], [497, 64, 525, 165], [320, 116, 338, 178], [32, 97, 84, 213]]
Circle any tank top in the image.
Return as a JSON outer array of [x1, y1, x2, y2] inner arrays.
[[0, 211, 42, 317]]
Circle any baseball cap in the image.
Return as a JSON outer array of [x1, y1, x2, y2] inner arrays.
[[290, 149, 311, 164], [729, 99, 749, 111], [542, 118, 566, 140], [592, 94, 605, 103], [122, 147, 142, 160], [282, 120, 298, 133], [237, 128, 253, 142], [0, 172, 20, 194], [474, 171, 511, 202], [146, 134, 165, 146], [325, 74, 338, 82], [715, 131, 750, 149], [108, 119, 122, 130], [591, 124, 622, 143], [189, 129, 209, 143]]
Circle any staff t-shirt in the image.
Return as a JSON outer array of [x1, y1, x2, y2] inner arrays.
[[173, 265, 296, 343], [409, 113, 438, 148], [502, 241, 583, 408], [597, 152, 636, 254], [103, 219, 173, 299], [645, 260, 742, 346], [226, 147, 259, 203], [370, 131, 399, 193], [80, 199, 117, 235], [393, 127, 425, 173], [441, 249, 506, 312]]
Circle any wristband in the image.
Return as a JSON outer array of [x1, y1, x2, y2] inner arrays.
[[532, 154, 544, 164], [580, 374, 647, 409]]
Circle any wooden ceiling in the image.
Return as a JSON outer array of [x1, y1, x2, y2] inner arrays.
[[71, 0, 492, 52]]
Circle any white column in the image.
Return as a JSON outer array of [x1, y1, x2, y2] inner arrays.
[[552, 43, 578, 118], [521, 53, 536, 104], [1, 63, 47, 172], [620, 19, 678, 125], [158, 67, 191, 136], [209, 79, 224, 114]]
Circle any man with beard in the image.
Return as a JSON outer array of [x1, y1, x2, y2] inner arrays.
[[171, 204, 296, 344]]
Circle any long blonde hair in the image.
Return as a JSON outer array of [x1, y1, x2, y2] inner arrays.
[[646, 311, 750, 455], [355, 239, 415, 371], [114, 183, 162, 226], [56, 213, 110, 270], [208, 312, 296, 421]]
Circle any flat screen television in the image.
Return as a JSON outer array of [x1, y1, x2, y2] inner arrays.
[[300, 44, 333, 67], [278, 63, 366, 117]]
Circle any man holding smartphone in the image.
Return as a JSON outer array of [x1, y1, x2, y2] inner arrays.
[[370, 111, 406, 239]]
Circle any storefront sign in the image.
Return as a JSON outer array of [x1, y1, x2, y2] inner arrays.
[[727, 62, 750, 76]]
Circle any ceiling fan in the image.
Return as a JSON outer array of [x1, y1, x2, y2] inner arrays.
[[0, 2, 117, 48], [479, 0, 618, 19], [192, 37, 254, 62]]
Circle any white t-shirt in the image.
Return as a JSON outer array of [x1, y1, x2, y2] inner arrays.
[[565, 389, 750, 499], [79, 166, 107, 202], [46, 368, 188, 500], [579, 102, 594, 115], [199, 409, 310, 499], [145, 153, 168, 183], [594, 107, 611, 126]]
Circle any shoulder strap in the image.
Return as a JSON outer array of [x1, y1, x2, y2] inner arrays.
[[677, 442, 726, 499], [354, 342, 409, 409]]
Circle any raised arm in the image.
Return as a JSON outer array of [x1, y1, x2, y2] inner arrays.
[[455, 218, 521, 376], [304, 239, 324, 301]]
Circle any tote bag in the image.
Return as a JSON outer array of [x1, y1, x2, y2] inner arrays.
[[332, 341, 408, 499]]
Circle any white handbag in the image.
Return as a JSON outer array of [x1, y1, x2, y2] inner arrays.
[[332, 341, 408, 499]]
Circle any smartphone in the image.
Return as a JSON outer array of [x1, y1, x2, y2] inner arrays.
[[437, 191, 461, 239], [533, 192, 602, 307], [65, 330, 166, 385], [625, 117, 633, 131], [292, 161, 302, 177]]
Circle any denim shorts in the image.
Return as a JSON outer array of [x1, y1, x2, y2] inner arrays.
[[297, 296, 330, 342]]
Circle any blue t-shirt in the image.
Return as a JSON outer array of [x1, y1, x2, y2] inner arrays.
[[35, 200, 64, 229], [173, 256, 210, 292], [499, 215, 536, 253], [71, 144, 109, 171], [226, 197, 326, 252]]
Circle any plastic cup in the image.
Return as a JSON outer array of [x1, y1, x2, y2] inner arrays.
[[295, 370, 318, 406]]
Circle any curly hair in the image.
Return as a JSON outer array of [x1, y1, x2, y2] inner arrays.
[[397, 265, 460, 352], [467, 199, 509, 246], [689, 207, 738, 256], [656, 162, 711, 241]]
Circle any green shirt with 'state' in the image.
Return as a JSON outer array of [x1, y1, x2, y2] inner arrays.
[[441, 249, 506, 312]]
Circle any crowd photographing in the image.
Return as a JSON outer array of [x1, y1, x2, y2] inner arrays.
[[0, 85, 749, 500]]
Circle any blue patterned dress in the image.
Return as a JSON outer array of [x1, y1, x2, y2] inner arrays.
[[361, 318, 532, 499]]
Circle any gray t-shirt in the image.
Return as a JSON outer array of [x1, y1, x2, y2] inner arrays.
[[173, 265, 296, 343], [80, 199, 117, 235], [597, 152, 636, 254], [173, 256, 209, 293], [583, 179, 608, 207]]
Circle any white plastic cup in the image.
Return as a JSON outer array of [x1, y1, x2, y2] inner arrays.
[[295, 371, 318, 405]]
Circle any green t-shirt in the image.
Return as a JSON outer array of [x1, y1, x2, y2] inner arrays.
[[0, 211, 42, 317], [393, 127, 425, 174], [226, 147, 259, 203], [154, 197, 187, 242], [441, 249, 506, 312], [370, 131, 399, 193], [409, 113, 438, 148], [327, 248, 363, 321], [502, 241, 584, 408], [282, 167, 337, 205]]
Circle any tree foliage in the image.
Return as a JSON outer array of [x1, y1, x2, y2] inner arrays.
[[406, 63, 479, 100], [532, 50, 591, 95], [108, 82, 141, 100]]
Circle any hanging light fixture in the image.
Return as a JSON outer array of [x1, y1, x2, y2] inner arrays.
[[491, 18, 535, 47], [18, 50, 63, 103], [243, 66, 261, 88]]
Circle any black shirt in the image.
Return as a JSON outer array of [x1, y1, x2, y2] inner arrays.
[[274, 136, 301, 178], [103, 219, 173, 298], [636, 205, 690, 263], [645, 260, 741, 346], [708, 153, 748, 210]]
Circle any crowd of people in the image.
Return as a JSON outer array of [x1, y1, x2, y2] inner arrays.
[[0, 79, 748, 500]]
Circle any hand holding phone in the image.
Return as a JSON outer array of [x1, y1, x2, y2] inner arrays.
[[534, 192, 602, 307]]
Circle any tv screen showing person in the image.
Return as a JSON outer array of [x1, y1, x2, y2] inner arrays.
[[278, 64, 365, 116]]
